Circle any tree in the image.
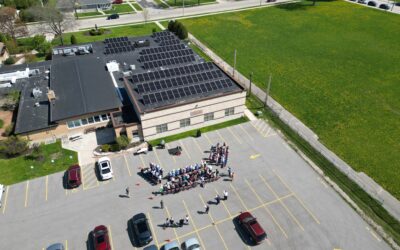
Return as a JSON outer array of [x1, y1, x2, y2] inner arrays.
[[70, 34, 77, 44], [0, 7, 28, 42], [116, 135, 130, 150], [167, 20, 176, 32], [176, 22, 188, 40], [0, 136, 28, 157], [29, 6, 75, 45]]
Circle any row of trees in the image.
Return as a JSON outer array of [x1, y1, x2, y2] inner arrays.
[[167, 20, 188, 40]]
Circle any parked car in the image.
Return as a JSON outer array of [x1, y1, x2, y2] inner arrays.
[[46, 243, 65, 250], [66, 165, 81, 188], [163, 241, 180, 250], [357, 0, 366, 4], [98, 157, 113, 180], [379, 3, 390, 9], [130, 213, 153, 246], [237, 212, 267, 244], [113, 0, 123, 3], [182, 237, 200, 250], [143, 245, 158, 250], [367, 1, 376, 6], [107, 14, 119, 20], [92, 225, 111, 250], [0, 184, 5, 208]]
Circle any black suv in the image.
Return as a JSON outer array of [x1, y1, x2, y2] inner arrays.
[[130, 213, 153, 246], [107, 13, 119, 20]]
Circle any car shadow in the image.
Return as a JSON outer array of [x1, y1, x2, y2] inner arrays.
[[86, 231, 93, 250]]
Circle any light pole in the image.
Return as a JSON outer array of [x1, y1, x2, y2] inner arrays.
[[233, 49, 237, 77], [248, 72, 253, 97], [265, 75, 271, 107], [183, 0, 185, 16]]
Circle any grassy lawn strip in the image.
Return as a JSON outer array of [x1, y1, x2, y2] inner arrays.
[[246, 94, 400, 246], [154, 0, 170, 8], [189, 42, 212, 61], [149, 116, 249, 146], [0, 119, 3, 129], [181, 1, 400, 199], [104, 4, 134, 14], [52, 23, 160, 46], [0, 141, 78, 185], [76, 11, 103, 18], [166, 0, 215, 6], [132, 2, 143, 11]]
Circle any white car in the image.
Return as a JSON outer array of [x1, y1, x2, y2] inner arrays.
[[182, 237, 200, 250], [98, 157, 113, 180], [0, 184, 5, 208]]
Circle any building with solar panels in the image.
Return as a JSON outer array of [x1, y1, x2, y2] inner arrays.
[[1, 31, 246, 142]]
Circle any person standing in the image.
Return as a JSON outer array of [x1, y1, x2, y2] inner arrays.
[[227, 167, 232, 178], [160, 200, 164, 209], [185, 214, 189, 225], [231, 172, 235, 181], [215, 194, 220, 205], [125, 187, 130, 198], [223, 190, 228, 200], [205, 205, 209, 214]]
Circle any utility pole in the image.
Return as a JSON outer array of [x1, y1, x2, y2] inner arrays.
[[264, 75, 271, 107], [248, 72, 253, 97], [183, 0, 185, 16], [233, 49, 237, 78]]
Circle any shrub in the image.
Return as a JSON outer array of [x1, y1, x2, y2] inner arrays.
[[152, 28, 157, 33], [0, 33, 7, 42], [196, 129, 201, 137], [110, 144, 120, 152], [116, 135, 129, 150], [0, 136, 28, 158], [70, 34, 77, 44], [3, 122, 14, 136], [19, 9, 37, 22], [4, 57, 15, 65], [32, 35, 46, 50], [0, 119, 3, 129], [89, 28, 105, 36], [101, 144, 111, 152], [24, 53, 36, 63], [168, 20, 177, 33], [176, 22, 188, 40]]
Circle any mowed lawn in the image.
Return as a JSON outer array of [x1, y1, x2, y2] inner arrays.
[[181, 1, 400, 198]]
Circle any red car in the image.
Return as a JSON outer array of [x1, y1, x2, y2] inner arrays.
[[113, 0, 123, 3], [237, 212, 267, 244], [66, 165, 81, 188], [92, 225, 111, 250]]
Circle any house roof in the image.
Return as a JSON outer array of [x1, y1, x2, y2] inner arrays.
[[78, 0, 112, 5], [49, 55, 122, 122]]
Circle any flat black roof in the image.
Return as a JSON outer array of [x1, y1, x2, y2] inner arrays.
[[50, 55, 122, 122], [14, 66, 56, 134]]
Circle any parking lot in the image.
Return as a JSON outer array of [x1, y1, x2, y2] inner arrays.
[[0, 120, 390, 250]]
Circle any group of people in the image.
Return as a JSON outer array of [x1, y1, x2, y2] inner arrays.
[[208, 142, 229, 167], [141, 162, 164, 184], [160, 162, 220, 194], [164, 215, 189, 228]]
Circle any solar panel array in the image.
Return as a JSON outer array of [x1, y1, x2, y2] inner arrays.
[[152, 31, 181, 46], [130, 62, 235, 106], [104, 37, 134, 55]]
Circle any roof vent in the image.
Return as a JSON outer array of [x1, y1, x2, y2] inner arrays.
[[34, 102, 40, 107], [32, 87, 43, 98], [47, 89, 56, 102]]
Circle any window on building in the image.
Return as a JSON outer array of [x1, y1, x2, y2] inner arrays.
[[101, 114, 108, 121], [180, 118, 191, 128], [73, 120, 81, 127], [94, 116, 101, 122], [156, 123, 168, 134], [67, 121, 75, 128], [67, 114, 109, 129], [88, 117, 94, 124], [204, 112, 214, 122], [81, 118, 88, 125], [225, 107, 234, 116]]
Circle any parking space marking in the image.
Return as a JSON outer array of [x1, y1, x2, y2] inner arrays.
[[258, 175, 304, 231], [273, 170, 320, 224], [366, 226, 381, 242], [198, 194, 229, 250], [179, 140, 191, 160], [24, 181, 29, 207], [108, 225, 115, 249], [229, 184, 248, 210], [318, 177, 328, 188], [216, 130, 225, 142], [245, 178, 289, 238], [165, 206, 181, 245], [215, 188, 232, 217], [238, 124, 254, 141], [82, 164, 99, 190], [2, 186, 9, 214], [182, 200, 206, 249], [165, 144, 177, 163], [204, 133, 213, 144], [227, 127, 242, 144], [191, 137, 203, 154], [154, 148, 163, 166], [65, 239, 68, 250], [45, 176, 48, 201], [147, 212, 160, 248], [123, 154, 132, 177]]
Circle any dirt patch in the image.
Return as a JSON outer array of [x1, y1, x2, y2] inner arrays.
[[0, 110, 13, 140]]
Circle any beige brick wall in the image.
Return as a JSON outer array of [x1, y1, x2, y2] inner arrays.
[[141, 91, 246, 140]]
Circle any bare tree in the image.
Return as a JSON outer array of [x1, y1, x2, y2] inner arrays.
[[142, 8, 149, 24], [0, 7, 28, 42], [29, 6, 75, 45]]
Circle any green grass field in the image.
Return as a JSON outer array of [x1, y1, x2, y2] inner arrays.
[[0, 141, 77, 185], [104, 3, 135, 14], [132, 2, 143, 11], [181, 1, 400, 199], [52, 23, 160, 46], [76, 11, 103, 18], [166, 0, 215, 7], [154, 0, 170, 8]]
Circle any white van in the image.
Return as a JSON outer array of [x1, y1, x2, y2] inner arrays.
[[0, 184, 5, 207]]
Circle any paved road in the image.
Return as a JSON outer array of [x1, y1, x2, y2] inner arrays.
[[0, 121, 389, 249]]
